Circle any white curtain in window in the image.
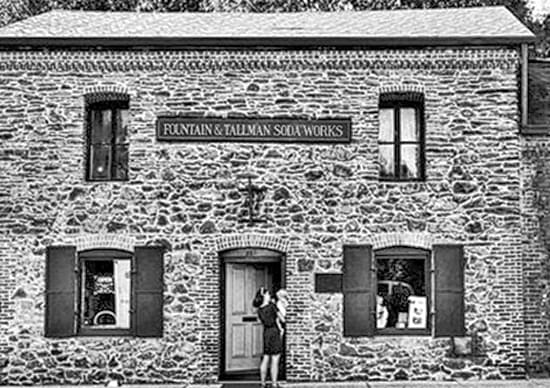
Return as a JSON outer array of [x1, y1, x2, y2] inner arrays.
[[114, 259, 131, 329]]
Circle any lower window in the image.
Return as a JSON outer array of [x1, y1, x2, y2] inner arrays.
[[375, 247, 430, 334], [79, 250, 132, 335]]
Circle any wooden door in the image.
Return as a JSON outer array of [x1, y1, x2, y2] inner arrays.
[[225, 263, 273, 372]]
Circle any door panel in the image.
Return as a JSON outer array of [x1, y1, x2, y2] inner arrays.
[[231, 266, 246, 314], [231, 324, 246, 357], [225, 263, 273, 372]]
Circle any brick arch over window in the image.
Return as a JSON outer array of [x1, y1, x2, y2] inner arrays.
[[215, 234, 289, 253], [370, 232, 433, 250], [83, 86, 131, 106], [74, 234, 136, 252], [378, 84, 425, 96]]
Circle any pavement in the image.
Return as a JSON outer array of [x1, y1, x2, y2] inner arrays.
[[1, 381, 549, 388], [278, 379, 550, 388], [217, 381, 550, 388]]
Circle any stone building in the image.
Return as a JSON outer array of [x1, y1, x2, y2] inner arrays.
[[0, 5, 543, 386]]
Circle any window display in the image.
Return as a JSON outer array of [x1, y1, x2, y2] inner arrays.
[[81, 259, 131, 329], [376, 255, 428, 331]]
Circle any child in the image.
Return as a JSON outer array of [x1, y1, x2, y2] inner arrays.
[[275, 289, 289, 337]]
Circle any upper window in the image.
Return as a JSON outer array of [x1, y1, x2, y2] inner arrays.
[[378, 92, 425, 181], [86, 98, 129, 181]]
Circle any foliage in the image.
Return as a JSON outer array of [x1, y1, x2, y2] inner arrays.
[[533, 14, 550, 57], [0, 0, 534, 16], [401, 0, 532, 21], [202, 0, 400, 12]]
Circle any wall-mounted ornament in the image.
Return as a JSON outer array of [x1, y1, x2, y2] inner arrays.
[[238, 173, 267, 226]]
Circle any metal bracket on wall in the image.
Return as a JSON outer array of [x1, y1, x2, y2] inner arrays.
[[237, 172, 267, 226], [451, 331, 482, 358]]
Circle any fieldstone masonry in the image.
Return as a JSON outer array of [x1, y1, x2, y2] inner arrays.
[[0, 46, 539, 384]]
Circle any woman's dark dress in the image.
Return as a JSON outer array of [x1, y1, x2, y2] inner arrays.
[[258, 303, 282, 355]]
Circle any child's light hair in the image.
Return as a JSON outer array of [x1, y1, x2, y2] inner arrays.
[[276, 289, 288, 300]]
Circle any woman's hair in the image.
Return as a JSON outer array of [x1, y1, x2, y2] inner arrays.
[[252, 287, 265, 308]]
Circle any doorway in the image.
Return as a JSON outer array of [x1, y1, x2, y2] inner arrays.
[[220, 248, 285, 381]]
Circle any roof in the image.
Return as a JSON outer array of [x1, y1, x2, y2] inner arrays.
[[0, 6, 535, 48]]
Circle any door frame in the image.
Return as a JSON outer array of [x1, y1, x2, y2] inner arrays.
[[219, 247, 286, 381]]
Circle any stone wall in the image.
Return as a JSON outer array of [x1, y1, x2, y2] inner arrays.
[[0, 47, 528, 384]]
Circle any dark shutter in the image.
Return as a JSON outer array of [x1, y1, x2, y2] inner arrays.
[[434, 244, 465, 337], [45, 246, 77, 337], [134, 246, 164, 337], [342, 245, 374, 337]]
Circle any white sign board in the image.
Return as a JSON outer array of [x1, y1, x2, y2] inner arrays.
[[408, 296, 427, 329]]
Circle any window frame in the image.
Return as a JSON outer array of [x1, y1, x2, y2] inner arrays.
[[77, 249, 134, 337], [374, 246, 431, 336], [85, 100, 129, 182], [378, 99, 425, 182]]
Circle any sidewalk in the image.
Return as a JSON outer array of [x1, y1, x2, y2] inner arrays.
[[1, 381, 549, 388], [280, 380, 550, 388]]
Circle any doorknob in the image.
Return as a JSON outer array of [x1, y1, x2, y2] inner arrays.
[[242, 316, 258, 322]]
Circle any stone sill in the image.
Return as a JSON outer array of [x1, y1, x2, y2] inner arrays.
[[375, 328, 430, 336], [521, 124, 550, 135]]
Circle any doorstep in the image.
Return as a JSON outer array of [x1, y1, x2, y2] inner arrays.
[[220, 381, 288, 388]]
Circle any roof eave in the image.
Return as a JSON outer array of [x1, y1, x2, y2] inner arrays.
[[0, 35, 536, 49]]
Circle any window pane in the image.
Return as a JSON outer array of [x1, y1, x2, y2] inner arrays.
[[379, 108, 394, 142], [115, 109, 129, 144], [90, 109, 113, 144], [114, 259, 131, 329], [89, 145, 112, 180], [400, 144, 420, 179], [82, 260, 115, 327], [376, 258, 427, 329], [81, 259, 131, 329], [113, 145, 128, 180], [400, 108, 419, 141], [379, 144, 395, 178]]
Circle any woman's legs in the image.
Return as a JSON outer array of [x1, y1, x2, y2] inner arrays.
[[260, 355, 270, 386], [270, 353, 281, 386]]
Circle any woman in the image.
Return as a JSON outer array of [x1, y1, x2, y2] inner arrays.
[[253, 287, 283, 388]]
